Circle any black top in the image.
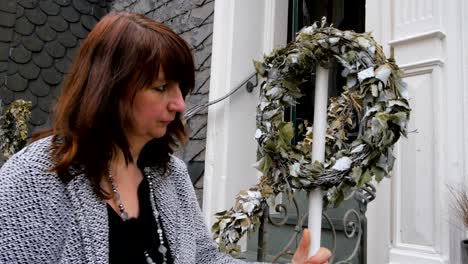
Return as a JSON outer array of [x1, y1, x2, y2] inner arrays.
[[108, 178, 173, 264]]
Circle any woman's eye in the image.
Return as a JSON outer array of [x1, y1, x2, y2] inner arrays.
[[153, 84, 167, 92]]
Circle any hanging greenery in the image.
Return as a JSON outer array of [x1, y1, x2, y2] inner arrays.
[[0, 99, 32, 159], [212, 20, 411, 255]]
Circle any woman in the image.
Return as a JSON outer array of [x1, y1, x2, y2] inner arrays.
[[0, 12, 330, 263]]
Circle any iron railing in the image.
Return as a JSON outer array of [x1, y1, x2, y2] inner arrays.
[[256, 184, 376, 263]]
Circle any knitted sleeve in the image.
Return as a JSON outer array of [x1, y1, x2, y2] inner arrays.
[[0, 147, 76, 263], [171, 158, 256, 264]]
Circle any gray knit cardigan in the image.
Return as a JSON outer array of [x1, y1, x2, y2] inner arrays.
[[0, 137, 247, 264]]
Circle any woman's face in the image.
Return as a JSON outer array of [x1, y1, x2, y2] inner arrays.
[[125, 67, 186, 145]]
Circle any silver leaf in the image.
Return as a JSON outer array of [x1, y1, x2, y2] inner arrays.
[[332, 157, 352, 171], [358, 67, 375, 83]]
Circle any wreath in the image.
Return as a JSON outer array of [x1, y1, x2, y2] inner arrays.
[[212, 21, 410, 255]]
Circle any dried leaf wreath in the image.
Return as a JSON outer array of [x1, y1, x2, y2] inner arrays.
[[212, 21, 411, 255]]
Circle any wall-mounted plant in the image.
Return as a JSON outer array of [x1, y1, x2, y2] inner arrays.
[[0, 99, 32, 160]]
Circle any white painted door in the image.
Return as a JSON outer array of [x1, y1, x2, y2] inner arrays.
[[366, 0, 467, 263]]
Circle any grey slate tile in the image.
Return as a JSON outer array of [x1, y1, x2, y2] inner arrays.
[[0, 28, 14, 42], [65, 46, 77, 61], [0, 0, 112, 141], [18, 0, 39, 9], [30, 77, 50, 97], [53, 0, 71, 7], [32, 51, 54, 68], [0, 62, 7, 72], [22, 33, 45, 52], [54, 57, 72, 74], [57, 30, 78, 48], [38, 93, 54, 112], [29, 108, 48, 125], [0, 42, 9, 61], [25, 8, 47, 26], [48, 15, 69, 32], [72, 0, 92, 14], [80, 14, 97, 31], [97, 0, 110, 8], [10, 33, 21, 47], [61, 5, 81, 23], [70, 22, 88, 38], [49, 84, 61, 100], [10, 46, 32, 64], [45, 40, 66, 58], [15, 16, 35, 36], [39, 0, 61, 16], [184, 139, 206, 162], [0, 85, 14, 104], [16, 5, 24, 18], [91, 5, 107, 19], [18, 62, 41, 80], [0, 12, 16, 27], [36, 24, 57, 42], [7, 62, 18, 75], [6, 73, 28, 92], [41, 67, 62, 85], [0, 0, 16, 14]]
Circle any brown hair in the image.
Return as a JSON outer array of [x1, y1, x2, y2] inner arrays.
[[34, 12, 194, 197]]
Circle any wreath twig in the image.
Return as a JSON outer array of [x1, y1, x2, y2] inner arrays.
[[212, 21, 410, 255]]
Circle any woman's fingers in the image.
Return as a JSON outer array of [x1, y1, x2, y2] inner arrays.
[[291, 229, 310, 263], [292, 229, 331, 264], [306, 247, 332, 264]]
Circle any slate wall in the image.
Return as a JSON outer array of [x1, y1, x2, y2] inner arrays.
[[0, 0, 111, 130], [0, 0, 213, 204]]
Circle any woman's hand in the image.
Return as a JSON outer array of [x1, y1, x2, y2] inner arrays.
[[291, 229, 331, 264]]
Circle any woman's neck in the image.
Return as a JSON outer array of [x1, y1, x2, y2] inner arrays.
[[123, 134, 151, 163]]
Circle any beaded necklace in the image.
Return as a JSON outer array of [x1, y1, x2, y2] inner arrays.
[[108, 169, 168, 264]]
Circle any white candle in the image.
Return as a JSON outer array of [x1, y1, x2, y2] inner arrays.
[[308, 66, 329, 256]]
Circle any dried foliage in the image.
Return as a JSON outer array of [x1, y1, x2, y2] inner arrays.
[[0, 100, 32, 159], [450, 187, 468, 230], [213, 20, 411, 255]]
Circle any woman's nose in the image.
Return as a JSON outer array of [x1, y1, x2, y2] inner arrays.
[[168, 84, 186, 113]]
